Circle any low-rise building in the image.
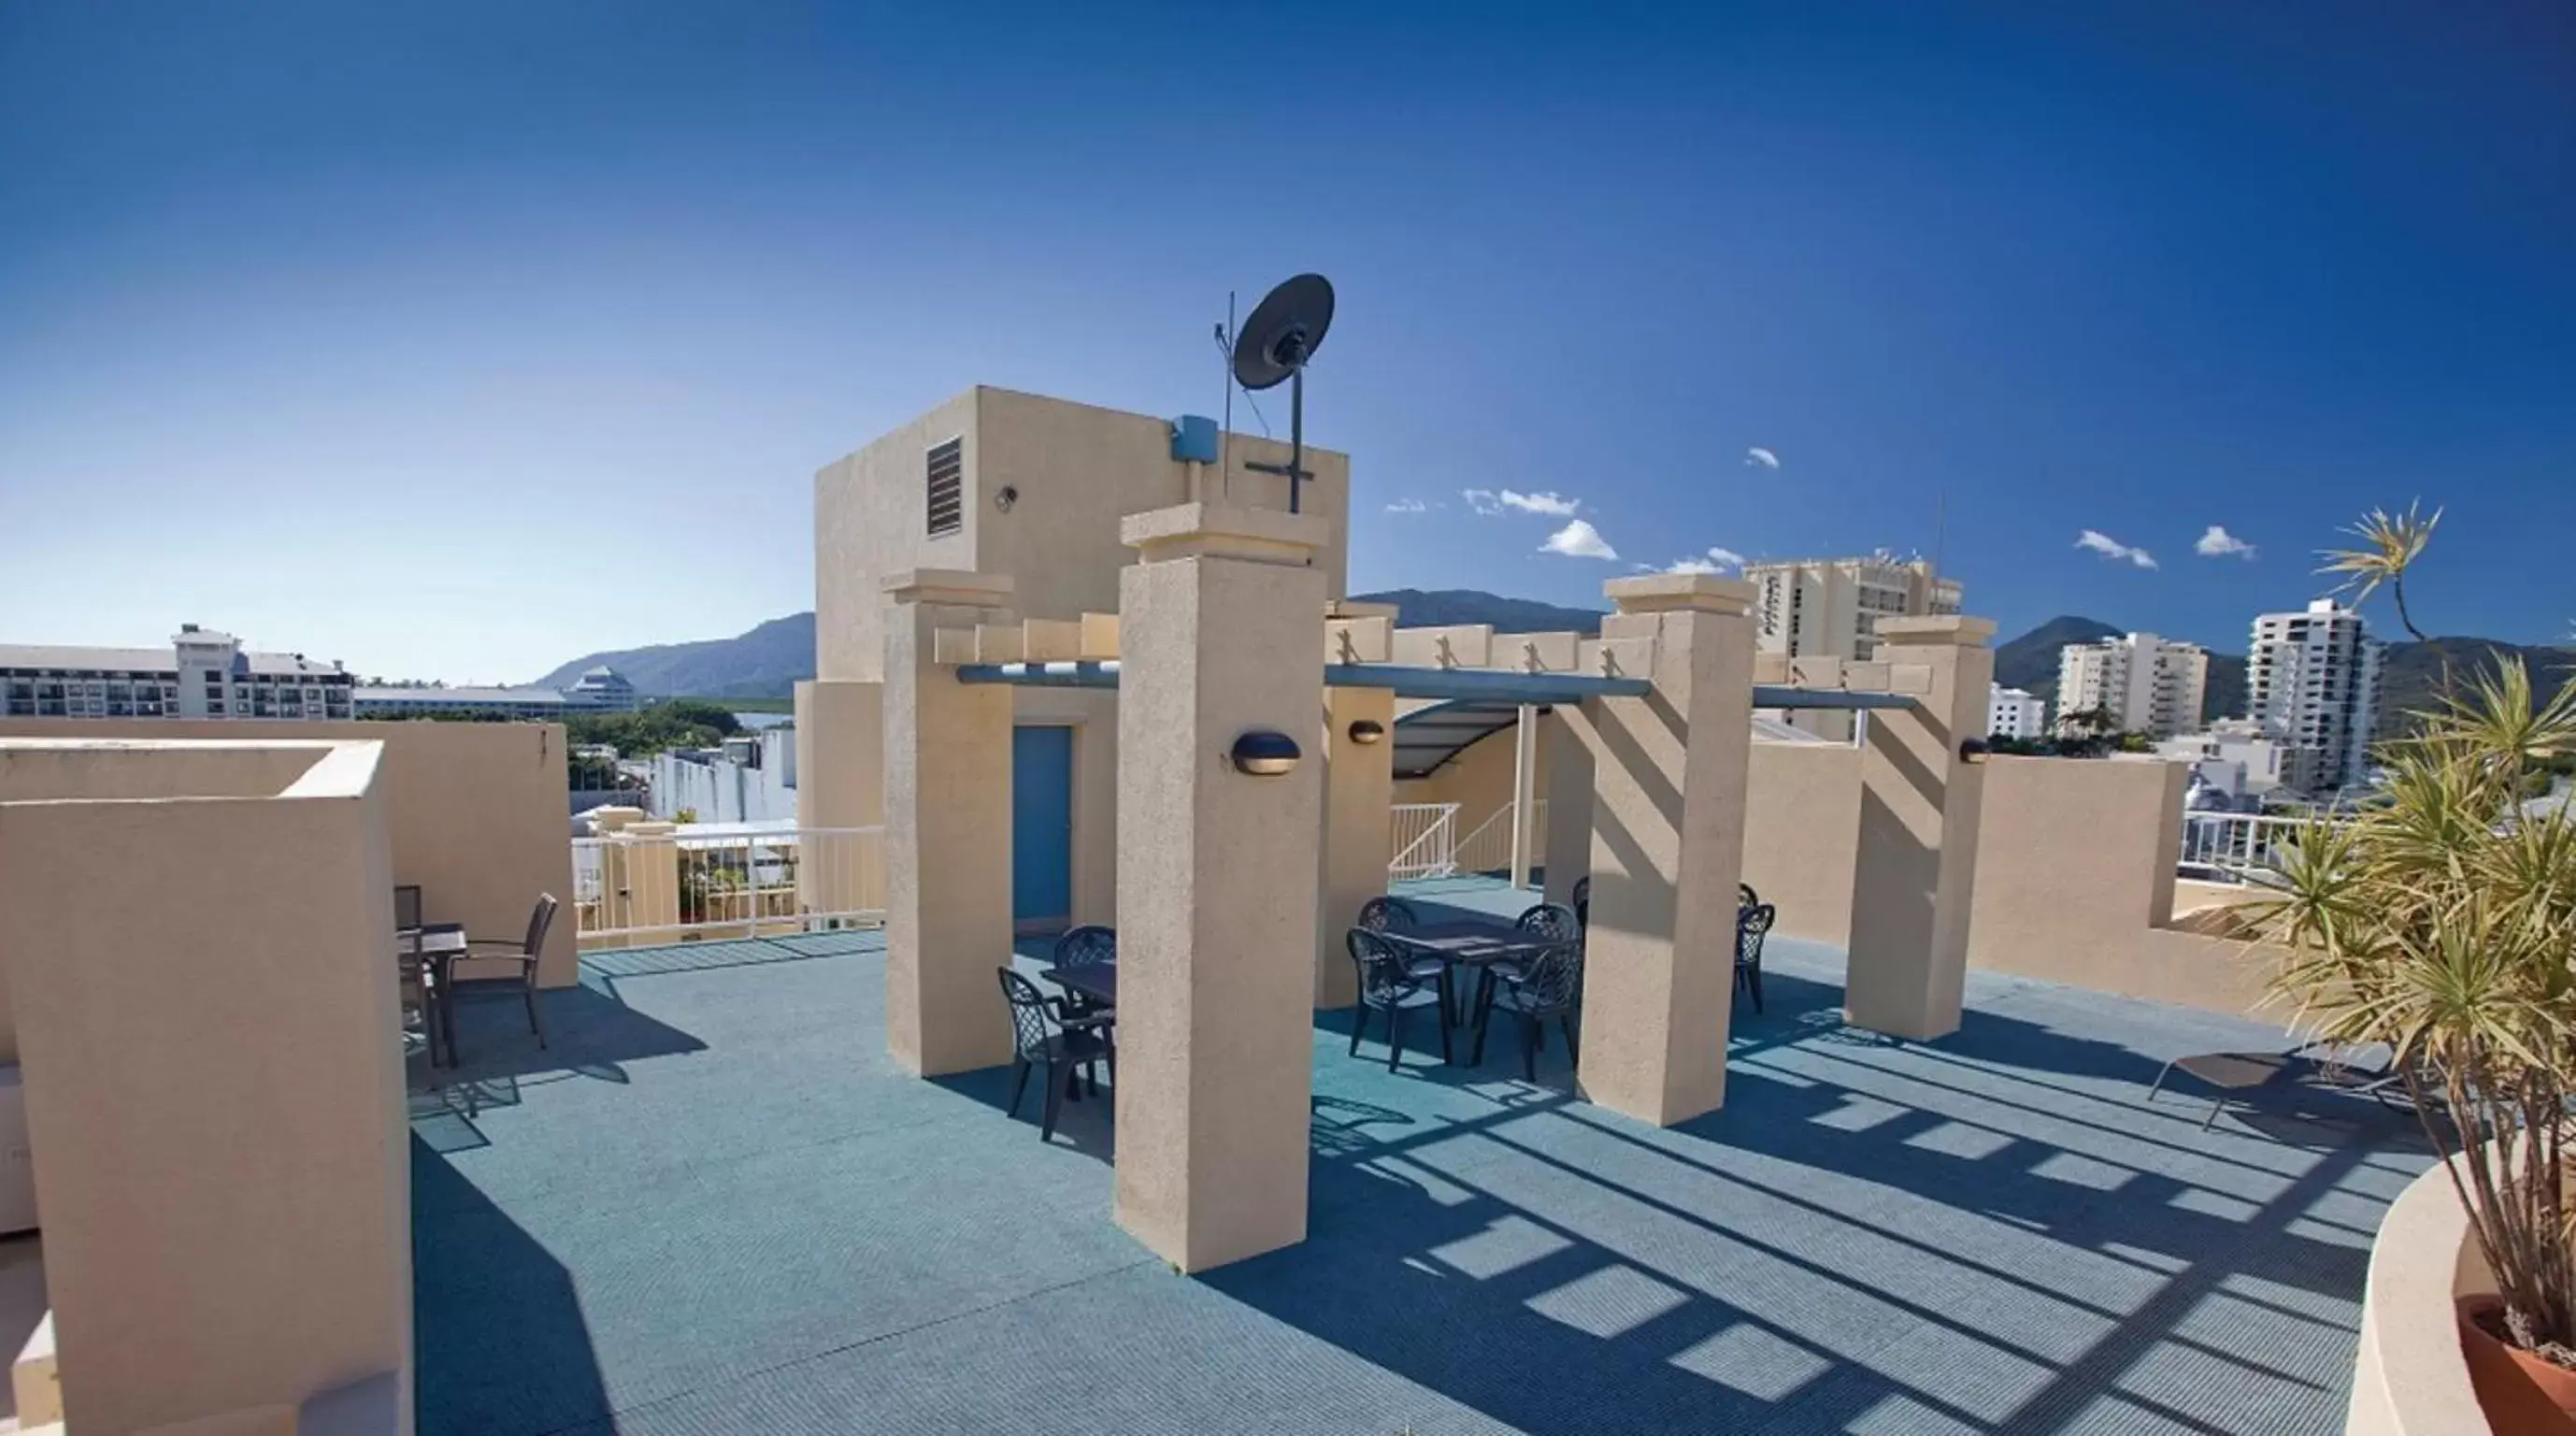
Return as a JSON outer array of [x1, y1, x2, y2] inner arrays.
[[2155, 718, 2288, 803], [353, 666, 641, 719], [0, 625, 355, 721], [652, 726, 797, 825], [1988, 683, 2047, 740]]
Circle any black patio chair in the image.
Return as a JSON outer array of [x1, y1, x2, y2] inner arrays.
[[444, 894, 558, 1061], [1476, 899, 1583, 1014], [1346, 927, 1450, 1071], [1570, 877, 1590, 935], [997, 968, 1114, 1142], [1739, 882, 1760, 911], [1355, 896, 1420, 932], [1473, 939, 1583, 1082], [1735, 901, 1777, 1013], [1052, 925, 1117, 1018]]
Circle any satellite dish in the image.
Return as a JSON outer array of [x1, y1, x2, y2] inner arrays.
[[1231, 274, 1335, 392], [1228, 273, 1335, 513]]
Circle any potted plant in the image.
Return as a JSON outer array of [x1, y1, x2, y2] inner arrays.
[[2259, 504, 2576, 1428]]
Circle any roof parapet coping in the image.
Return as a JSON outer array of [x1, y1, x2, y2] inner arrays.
[[1122, 502, 1330, 567], [883, 569, 1016, 609], [1873, 614, 1998, 648], [1603, 573, 1757, 617]]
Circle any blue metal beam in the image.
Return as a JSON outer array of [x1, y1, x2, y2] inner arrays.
[[1752, 685, 1916, 711]]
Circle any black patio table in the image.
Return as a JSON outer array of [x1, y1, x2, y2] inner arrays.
[[1379, 922, 1561, 1025], [1039, 962, 1118, 1010]]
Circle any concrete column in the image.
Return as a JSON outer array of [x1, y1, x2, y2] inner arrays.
[[1315, 683, 1395, 1008], [882, 570, 1018, 1077], [1540, 711, 1593, 908], [1845, 615, 1996, 1041], [1115, 503, 1329, 1271], [1509, 704, 1538, 889], [1571, 574, 1756, 1127]]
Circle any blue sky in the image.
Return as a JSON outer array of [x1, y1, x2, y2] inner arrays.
[[3, 2, 2569, 682]]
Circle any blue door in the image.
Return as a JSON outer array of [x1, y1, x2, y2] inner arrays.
[[1011, 725, 1075, 932]]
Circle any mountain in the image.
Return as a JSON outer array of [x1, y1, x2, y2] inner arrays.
[[535, 612, 817, 698], [1345, 588, 1608, 636], [1993, 616, 2119, 695]]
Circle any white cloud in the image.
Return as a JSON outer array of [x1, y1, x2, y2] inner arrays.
[[1654, 546, 1747, 576], [1540, 520, 1619, 561], [2075, 529, 2158, 569], [1745, 447, 1780, 469], [1461, 488, 1502, 515], [1384, 497, 1428, 514], [1497, 489, 1579, 516], [2195, 524, 2256, 559]]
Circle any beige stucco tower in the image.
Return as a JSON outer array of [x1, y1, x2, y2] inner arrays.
[[1112, 503, 1329, 1271], [1843, 614, 1996, 1041], [1566, 573, 1758, 1127]]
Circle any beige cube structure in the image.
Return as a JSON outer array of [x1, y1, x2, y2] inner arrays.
[[1114, 504, 1328, 1271], [882, 570, 1020, 1077], [1566, 575, 1757, 1127], [0, 739, 411, 1435], [1843, 615, 1996, 1041]]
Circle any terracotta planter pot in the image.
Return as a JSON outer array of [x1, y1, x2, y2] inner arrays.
[[2459, 1297, 2576, 1433]]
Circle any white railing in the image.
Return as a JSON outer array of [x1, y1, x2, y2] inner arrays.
[[1452, 798, 1549, 876], [2178, 812, 2325, 883], [1389, 803, 1459, 880], [572, 824, 885, 946]]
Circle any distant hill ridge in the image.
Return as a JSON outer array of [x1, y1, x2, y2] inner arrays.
[[538, 597, 2569, 725]]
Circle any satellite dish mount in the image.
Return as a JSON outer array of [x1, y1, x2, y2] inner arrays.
[[1230, 273, 1336, 514]]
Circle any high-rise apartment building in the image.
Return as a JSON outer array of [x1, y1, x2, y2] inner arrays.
[[1746, 554, 1962, 663], [2054, 632, 2209, 740], [0, 625, 355, 721], [2246, 599, 2384, 793], [1988, 683, 2048, 740]]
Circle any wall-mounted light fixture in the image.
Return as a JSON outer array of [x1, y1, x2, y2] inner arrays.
[[1230, 730, 1302, 776], [1958, 737, 1992, 766], [1347, 719, 1386, 746], [994, 484, 1020, 512]]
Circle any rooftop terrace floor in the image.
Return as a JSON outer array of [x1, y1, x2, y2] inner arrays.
[[411, 878, 2433, 1435]]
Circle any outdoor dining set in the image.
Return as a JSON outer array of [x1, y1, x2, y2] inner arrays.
[[992, 879, 1784, 1142]]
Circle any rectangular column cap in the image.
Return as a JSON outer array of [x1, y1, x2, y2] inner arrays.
[[1123, 502, 1331, 566], [1604, 573, 1756, 616], [883, 569, 1016, 608], [1872, 614, 1997, 647]]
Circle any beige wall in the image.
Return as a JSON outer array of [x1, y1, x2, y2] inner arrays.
[[0, 718, 577, 989], [814, 386, 1352, 685], [1394, 709, 1555, 825], [0, 740, 412, 1433], [2345, 1153, 2493, 1436], [1421, 729, 2282, 1019]]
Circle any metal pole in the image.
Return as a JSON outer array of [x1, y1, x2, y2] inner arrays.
[[1510, 703, 1538, 889], [1287, 366, 1305, 513]]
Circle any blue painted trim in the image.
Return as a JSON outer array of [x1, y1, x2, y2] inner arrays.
[[1751, 685, 1916, 711], [954, 662, 1911, 711]]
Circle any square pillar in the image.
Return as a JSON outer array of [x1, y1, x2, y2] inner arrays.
[[882, 570, 1018, 1076], [1315, 683, 1394, 1008], [1508, 704, 1539, 889], [1845, 615, 1996, 1041], [1115, 503, 1328, 1271], [1540, 711, 1594, 908], [1572, 574, 1756, 1127]]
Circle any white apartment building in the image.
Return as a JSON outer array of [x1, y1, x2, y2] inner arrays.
[[1988, 683, 2048, 740], [2247, 599, 2384, 793], [2054, 632, 2209, 740], [651, 726, 797, 825], [0, 625, 355, 721], [1747, 554, 1963, 663], [352, 666, 642, 719]]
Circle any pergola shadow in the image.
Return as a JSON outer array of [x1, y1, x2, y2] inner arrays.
[[1200, 963, 2427, 1435]]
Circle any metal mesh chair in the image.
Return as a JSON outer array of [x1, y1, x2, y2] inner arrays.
[[1052, 925, 1118, 1017], [444, 894, 558, 1062], [1473, 940, 1582, 1082], [997, 968, 1114, 1142], [1739, 882, 1761, 911], [1570, 877, 1590, 934], [1345, 927, 1450, 1071], [1516, 902, 1581, 943], [1355, 896, 1421, 932], [1736, 901, 1777, 1013]]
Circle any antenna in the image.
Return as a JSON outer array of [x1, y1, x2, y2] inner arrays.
[[1231, 273, 1336, 514]]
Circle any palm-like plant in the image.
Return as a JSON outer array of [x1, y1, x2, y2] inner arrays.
[[2318, 500, 2440, 641], [2257, 659, 2576, 1357]]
